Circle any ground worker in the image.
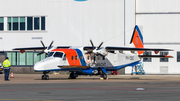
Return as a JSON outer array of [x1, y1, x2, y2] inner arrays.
[[3, 57, 11, 81]]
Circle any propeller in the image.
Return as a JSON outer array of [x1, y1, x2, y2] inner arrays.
[[97, 42, 103, 50], [37, 41, 54, 56], [89, 40, 104, 55], [88, 40, 107, 64], [90, 40, 95, 50]]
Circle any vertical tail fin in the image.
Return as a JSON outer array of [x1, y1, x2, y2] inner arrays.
[[130, 25, 144, 55]]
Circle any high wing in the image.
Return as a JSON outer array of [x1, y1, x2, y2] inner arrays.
[[13, 46, 70, 50], [83, 46, 173, 52], [83, 46, 173, 58], [83, 46, 95, 52], [13, 41, 70, 51]]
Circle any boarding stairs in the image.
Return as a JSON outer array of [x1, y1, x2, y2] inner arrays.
[[132, 61, 145, 75]]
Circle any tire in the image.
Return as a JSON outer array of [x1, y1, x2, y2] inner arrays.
[[42, 75, 45, 80], [102, 74, 107, 80], [42, 75, 49, 80], [45, 75, 49, 80], [70, 72, 77, 79]]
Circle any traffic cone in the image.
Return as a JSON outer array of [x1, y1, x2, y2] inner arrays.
[[10, 72, 14, 78]]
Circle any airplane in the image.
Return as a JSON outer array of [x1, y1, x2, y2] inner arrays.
[[13, 25, 173, 80]]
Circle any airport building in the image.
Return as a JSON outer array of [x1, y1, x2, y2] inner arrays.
[[0, 0, 179, 74]]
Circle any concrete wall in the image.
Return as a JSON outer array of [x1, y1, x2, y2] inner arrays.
[[0, 0, 133, 74], [135, 0, 180, 74], [10, 67, 35, 74], [0, 0, 126, 50]]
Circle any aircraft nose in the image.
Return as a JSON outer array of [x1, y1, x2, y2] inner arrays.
[[34, 61, 45, 71]]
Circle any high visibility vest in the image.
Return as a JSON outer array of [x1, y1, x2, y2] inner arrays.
[[3, 59, 11, 68]]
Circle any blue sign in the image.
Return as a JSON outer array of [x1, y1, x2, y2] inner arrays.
[[75, 0, 87, 1]]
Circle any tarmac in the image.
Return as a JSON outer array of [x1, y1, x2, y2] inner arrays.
[[0, 74, 180, 101], [1, 74, 180, 84]]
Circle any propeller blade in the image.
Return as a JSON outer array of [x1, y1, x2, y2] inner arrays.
[[90, 40, 95, 49], [40, 40, 46, 49], [37, 51, 44, 56], [48, 41, 54, 50], [97, 42, 103, 50]]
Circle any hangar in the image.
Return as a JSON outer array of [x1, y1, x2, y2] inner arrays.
[[0, 0, 179, 74]]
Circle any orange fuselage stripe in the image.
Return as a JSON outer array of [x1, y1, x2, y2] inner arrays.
[[52, 49, 81, 66]]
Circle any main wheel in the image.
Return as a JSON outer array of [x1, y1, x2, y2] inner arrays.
[[102, 73, 107, 80], [45, 75, 49, 80], [69, 72, 77, 79], [42, 75, 49, 80]]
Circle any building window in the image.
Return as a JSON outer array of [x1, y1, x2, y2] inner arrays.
[[143, 51, 152, 62], [27, 52, 33, 65], [13, 17, 18, 30], [27, 17, 33, 30], [177, 52, 180, 62], [41, 16, 45, 30], [34, 17, 39, 30], [6, 16, 45, 31], [0, 17, 4, 31], [7, 51, 45, 66], [160, 52, 168, 62], [7, 17, 11, 30], [34, 52, 40, 64], [20, 17, 25, 30], [18, 52, 25, 65]]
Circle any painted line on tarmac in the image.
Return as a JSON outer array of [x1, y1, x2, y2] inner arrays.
[[0, 99, 63, 101], [1, 86, 180, 92]]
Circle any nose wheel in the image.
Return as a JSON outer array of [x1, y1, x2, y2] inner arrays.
[[42, 75, 49, 80], [42, 71, 50, 80]]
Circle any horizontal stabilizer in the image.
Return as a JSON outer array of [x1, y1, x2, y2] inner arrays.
[[138, 55, 173, 58], [106, 47, 173, 51]]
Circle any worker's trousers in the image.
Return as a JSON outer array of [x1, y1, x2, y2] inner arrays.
[[4, 68, 10, 80]]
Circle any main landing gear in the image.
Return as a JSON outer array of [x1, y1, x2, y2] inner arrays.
[[68, 72, 78, 79], [98, 68, 107, 80], [100, 73, 107, 80], [42, 71, 50, 80]]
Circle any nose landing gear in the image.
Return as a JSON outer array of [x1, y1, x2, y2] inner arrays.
[[42, 71, 50, 80]]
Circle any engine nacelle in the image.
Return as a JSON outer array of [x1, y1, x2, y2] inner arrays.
[[93, 48, 108, 56]]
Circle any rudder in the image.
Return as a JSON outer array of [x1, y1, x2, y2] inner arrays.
[[130, 25, 144, 55]]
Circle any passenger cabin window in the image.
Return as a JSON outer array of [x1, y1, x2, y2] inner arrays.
[[47, 52, 54, 57], [54, 52, 63, 58], [71, 56, 74, 60], [75, 56, 77, 60]]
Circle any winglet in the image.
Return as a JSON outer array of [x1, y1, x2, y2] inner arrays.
[[130, 25, 144, 55]]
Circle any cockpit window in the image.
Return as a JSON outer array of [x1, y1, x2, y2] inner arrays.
[[54, 52, 64, 58], [47, 52, 54, 57]]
